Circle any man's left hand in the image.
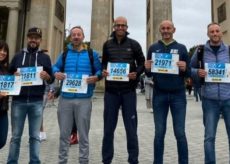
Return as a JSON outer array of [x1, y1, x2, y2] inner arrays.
[[40, 71, 51, 81], [86, 76, 99, 84], [128, 72, 137, 80], [177, 61, 186, 72]]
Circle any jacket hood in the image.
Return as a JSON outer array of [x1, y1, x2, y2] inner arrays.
[[22, 48, 43, 53]]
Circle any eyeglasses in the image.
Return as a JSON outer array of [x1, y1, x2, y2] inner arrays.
[[114, 24, 127, 28]]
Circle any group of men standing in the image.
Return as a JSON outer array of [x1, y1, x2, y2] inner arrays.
[[2, 15, 230, 164]]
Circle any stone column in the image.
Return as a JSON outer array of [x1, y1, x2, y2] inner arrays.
[[6, 7, 19, 60], [146, 0, 172, 50], [90, 0, 113, 56], [90, 0, 114, 92]]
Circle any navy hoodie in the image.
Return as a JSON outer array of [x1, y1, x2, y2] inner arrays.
[[9, 47, 54, 102]]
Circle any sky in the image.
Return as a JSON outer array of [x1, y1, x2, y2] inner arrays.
[[66, 0, 211, 54]]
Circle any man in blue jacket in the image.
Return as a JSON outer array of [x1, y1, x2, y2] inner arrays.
[[190, 23, 230, 164], [7, 27, 54, 164], [53, 26, 102, 164], [145, 20, 190, 164]]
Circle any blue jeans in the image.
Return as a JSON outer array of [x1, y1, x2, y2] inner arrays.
[[153, 89, 188, 164], [102, 91, 139, 164], [202, 98, 230, 164], [0, 112, 8, 149], [7, 100, 43, 164]]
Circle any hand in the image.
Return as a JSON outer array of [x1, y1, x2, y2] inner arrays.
[[40, 71, 51, 81], [128, 72, 137, 80], [0, 92, 7, 98], [14, 71, 20, 76], [145, 60, 152, 71], [198, 69, 206, 78], [86, 76, 99, 84], [177, 61, 186, 72], [54, 72, 66, 80], [102, 69, 109, 77]]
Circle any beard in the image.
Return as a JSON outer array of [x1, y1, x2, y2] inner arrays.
[[27, 42, 39, 52]]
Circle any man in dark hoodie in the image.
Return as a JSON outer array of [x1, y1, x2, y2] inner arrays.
[[145, 20, 190, 164], [7, 27, 54, 164], [101, 16, 145, 164]]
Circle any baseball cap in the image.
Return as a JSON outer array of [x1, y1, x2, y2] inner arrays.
[[27, 27, 42, 38]]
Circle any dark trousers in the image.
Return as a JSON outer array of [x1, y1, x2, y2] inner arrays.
[[102, 91, 139, 164], [0, 112, 8, 149]]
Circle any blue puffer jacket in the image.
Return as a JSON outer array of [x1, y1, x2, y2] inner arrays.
[[53, 43, 102, 98], [190, 41, 230, 100], [146, 40, 190, 92]]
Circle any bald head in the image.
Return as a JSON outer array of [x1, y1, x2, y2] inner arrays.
[[113, 16, 128, 41], [159, 20, 174, 29], [114, 16, 128, 27], [159, 20, 175, 43]]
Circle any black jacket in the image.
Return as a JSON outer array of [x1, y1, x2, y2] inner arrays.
[[0, 66, 8, 116], [9, 48, 54, 102], [102, 32, 145, 93]]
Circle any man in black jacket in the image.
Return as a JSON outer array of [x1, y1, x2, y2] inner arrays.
[[101, 16, 145, 164], [7, 27, 54, 164]]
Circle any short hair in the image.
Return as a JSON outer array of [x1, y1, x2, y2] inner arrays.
[[207, 22, 220, 29], [70, 26, 85, 37]]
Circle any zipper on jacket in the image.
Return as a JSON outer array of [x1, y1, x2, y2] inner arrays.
[[215, 51, 220, 101], [27, 53, 32, 103]]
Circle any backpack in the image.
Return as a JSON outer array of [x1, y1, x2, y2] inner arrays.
[[196, 45, 230, 84], [54, 48, 95, 98]]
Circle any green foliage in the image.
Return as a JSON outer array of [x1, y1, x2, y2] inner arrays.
[[188, 45, 199, 58], [64, 35, 71, 49]]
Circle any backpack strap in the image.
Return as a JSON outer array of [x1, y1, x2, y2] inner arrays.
[[60, 49, 68, 72], [196, 45, 205, 85], [197, 44, 204, 69], [229, 45, 230, 59], [87, 48, 95, 75]]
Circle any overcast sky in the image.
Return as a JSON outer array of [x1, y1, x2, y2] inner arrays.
[[66, 0, 211, 54]]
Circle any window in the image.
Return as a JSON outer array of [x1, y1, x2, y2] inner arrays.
[[217, 2, 226, 23], [55, 0, 64, 22]]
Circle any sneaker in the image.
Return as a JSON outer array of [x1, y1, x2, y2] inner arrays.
[[39, 132, 47, 141]]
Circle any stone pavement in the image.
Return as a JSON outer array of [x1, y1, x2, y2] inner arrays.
[[0, 92, 229, 164]]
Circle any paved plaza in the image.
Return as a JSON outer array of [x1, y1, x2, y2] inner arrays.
[[0, 92, 229, 164]]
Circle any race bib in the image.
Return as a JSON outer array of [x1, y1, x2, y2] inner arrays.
[[151, 53, 179, 74], [205, 63, 230, 83], [0, 75, 21, 95], [62, 73, 88, 94], [18, 66, 43, 86], [107, 62, 130, 81]]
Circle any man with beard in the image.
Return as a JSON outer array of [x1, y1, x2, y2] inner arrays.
[[7, 27, 54, 164], [190, 23, 230, 164], [145, 20, 190, 164], [53, 26, 102, 164]]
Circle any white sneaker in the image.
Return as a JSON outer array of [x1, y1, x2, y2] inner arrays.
[[39, 132, 47, 141]]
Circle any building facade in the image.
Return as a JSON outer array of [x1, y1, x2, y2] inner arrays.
[[146, 0, 172, 51], [212, 0, 230, 44], [0, 0, 66, 62]]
